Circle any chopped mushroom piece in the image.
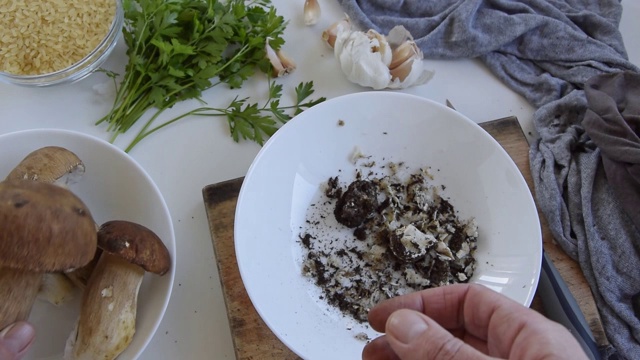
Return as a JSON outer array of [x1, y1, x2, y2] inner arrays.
[[0, 180, 97, 330], [66, 220, 171, 360], [388, 224, 436, 262]]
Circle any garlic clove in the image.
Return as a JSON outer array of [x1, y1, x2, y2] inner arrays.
[[388, 37, 434, 88], [322, 16, 351, 48], [265, 38, 283, 74], [388, 57, 435, 89], [275, 49, 297, 77], [389, 56, 415, 81], [265, 38, 296, 77], [303, 0, 321, 26], [389, 40, 420, 71]]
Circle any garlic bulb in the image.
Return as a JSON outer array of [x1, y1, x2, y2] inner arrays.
[[330, 23, 433, 89], [334, 29, 393, 90]]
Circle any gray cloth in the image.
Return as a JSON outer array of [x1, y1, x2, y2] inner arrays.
[[336, 0, 640, 358], [583, 72, 640, 228]]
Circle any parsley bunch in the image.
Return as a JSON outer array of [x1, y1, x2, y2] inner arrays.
[[97, 0, 322, 150]]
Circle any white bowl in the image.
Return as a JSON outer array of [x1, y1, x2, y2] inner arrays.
[[0, 129, 175, 360], [235, 91, 542, 359]]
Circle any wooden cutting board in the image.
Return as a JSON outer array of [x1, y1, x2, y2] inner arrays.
[[202, 116, 607, 359]]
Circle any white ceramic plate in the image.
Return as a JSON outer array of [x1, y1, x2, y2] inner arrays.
[[235, 92, 542, 359], [0, 129, 176, 360]]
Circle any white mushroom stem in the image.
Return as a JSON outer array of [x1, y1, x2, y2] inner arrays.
[[0, 268, 42, 330], [66, 253, 143, 360], [38, 272, 76, 306]]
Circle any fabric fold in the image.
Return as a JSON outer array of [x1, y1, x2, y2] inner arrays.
[[583, 71, 640, 229]]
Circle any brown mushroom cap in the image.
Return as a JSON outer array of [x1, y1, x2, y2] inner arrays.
[[6, 146, 85, 184], [97, 220, 171, 275], [0, 180, 97, 272]]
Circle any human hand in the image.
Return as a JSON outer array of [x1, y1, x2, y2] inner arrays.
[[0, 322, 35, 360], [362, 284, 588, 360]]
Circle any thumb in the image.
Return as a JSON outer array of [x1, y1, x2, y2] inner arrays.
[[385, 309, 489, 360], [0, 322, 35, 360]]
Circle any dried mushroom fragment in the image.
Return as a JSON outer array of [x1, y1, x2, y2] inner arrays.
[[66, 220, 171, 360], [334, 179, 379, 228], [0, 180, 97, 330], [388, 224, 436, 262]]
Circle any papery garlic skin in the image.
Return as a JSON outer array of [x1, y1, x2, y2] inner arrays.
[[334, 29, 393, 90]]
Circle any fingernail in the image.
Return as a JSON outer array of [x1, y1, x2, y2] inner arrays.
[[386, 309, 429, 345], [0, 322, 36, 355]]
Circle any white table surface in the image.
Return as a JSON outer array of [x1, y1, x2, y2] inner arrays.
[[1, 1, 638, 359]]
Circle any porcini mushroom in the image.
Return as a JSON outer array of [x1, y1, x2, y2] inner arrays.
[[6, 145, 91, 304], [66, 220, 171, 360], [0, 180, 98, 330]]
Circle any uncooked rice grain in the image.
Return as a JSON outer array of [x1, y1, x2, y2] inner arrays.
[[0, 0, 115, 75]]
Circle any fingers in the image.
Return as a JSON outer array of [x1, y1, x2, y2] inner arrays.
[[368, 283, 529, 339], [362, 336, 400, 360], [366, 284, 589, 359], [0, 322, 35, 360], [384, 309, 490, 360], [368, 283, 472, 332]]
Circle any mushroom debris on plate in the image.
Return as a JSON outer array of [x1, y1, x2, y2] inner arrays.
[[300, 163, 478, 322]]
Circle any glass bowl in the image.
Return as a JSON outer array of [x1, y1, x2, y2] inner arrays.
[[0, 0, 124, 87]]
